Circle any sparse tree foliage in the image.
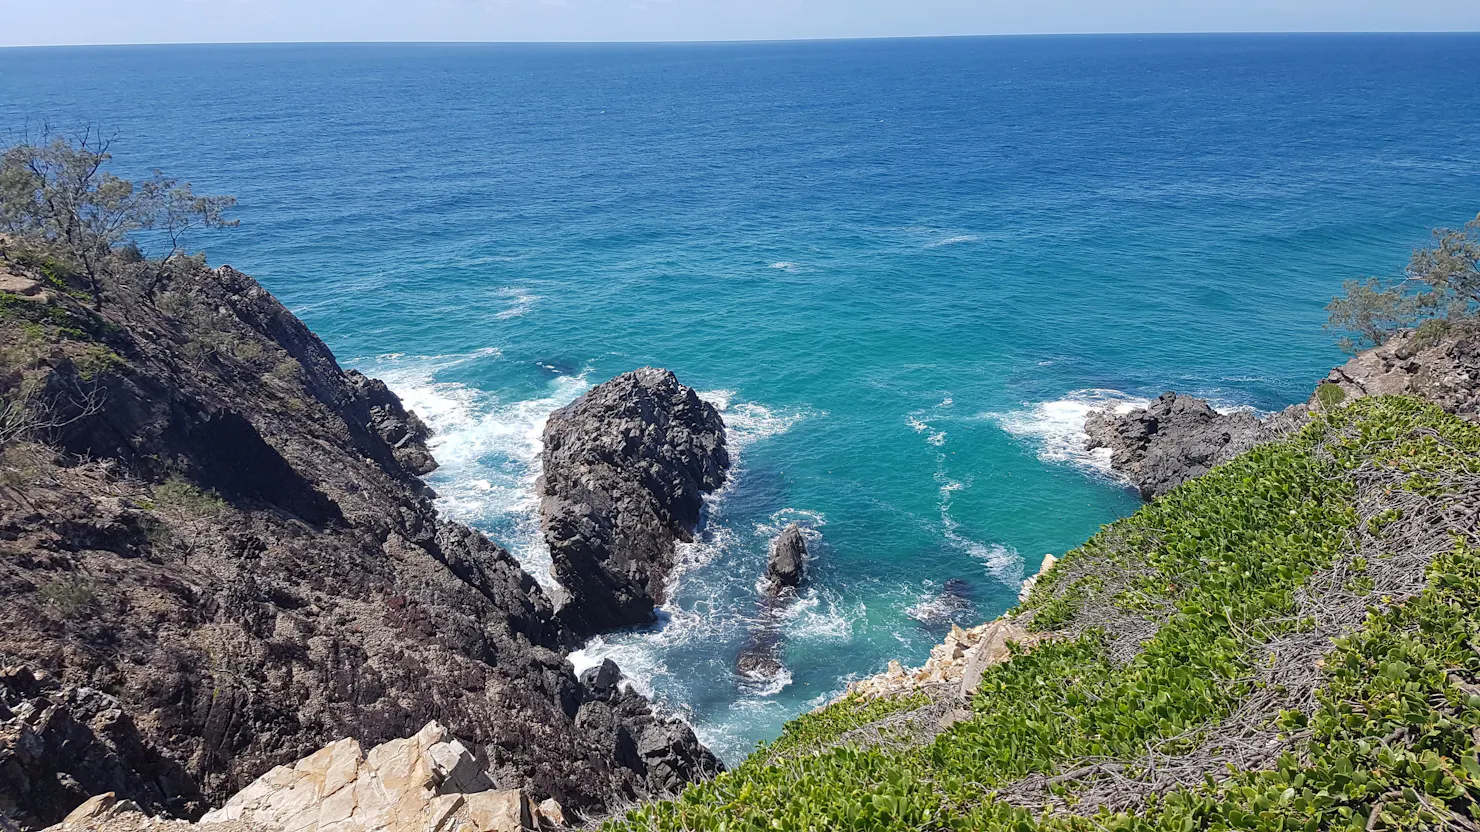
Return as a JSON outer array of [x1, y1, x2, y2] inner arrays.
[[1327, 212, 1480, 352], [0, 129, 238, 307]]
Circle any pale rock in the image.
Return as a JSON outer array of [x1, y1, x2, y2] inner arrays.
[[62, 793, 117, 825], [535, 798, 566, 829], [199, 722, 520, 832], [462, 791, 530, 832]]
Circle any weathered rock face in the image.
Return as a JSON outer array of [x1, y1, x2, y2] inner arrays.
[[1084, 392, 1274, 500], [573, 661, 722, 796], [537, 368, 730, 637], [0, 258, 718, 828], [1321, 325, 1480, 421], [0, 667, 201, 828]]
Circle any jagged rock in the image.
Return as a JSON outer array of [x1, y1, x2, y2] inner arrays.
[[535, 798, 566, 828], [735, 525, 814, 687], [0, 666, 202, 829], [1084, 326, 1480, 502], [0, 256, 719, 825], [1320, 325, 1480, 421], [841, 618, 1044, 702], [1085, 392, 1272, 500], [571, 662, 722, 794], [765, 524, 807, 590], [538, 368, 730, 637]]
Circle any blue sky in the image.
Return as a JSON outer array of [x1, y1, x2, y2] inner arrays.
[[5, 0, 1479, 47]]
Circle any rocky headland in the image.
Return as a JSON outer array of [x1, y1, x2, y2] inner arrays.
[[1085, 324, 1480, 499], [537, 368, 730, 638], [0, 254, 718, 829]]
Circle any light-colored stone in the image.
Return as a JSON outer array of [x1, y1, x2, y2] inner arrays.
[[535, 798, 565, 829], [63, 793, 118, 824], [461, 791, 530, 832], [197, 722, 523, 832]]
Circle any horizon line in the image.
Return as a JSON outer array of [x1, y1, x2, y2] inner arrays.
[[5, 29, 1480, 50]]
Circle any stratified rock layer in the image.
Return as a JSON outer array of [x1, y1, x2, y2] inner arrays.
[[538, 368, 729, 637]]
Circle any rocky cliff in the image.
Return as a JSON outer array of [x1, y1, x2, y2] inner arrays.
[[0, 254, 717, 829], [537, 369, 730, 638]]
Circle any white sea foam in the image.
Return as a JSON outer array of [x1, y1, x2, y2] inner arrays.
[[984, 388, 1149, 474], [493, 287, 539, 320], [373, 352, 589, 585], [769, 261, 802, 273], [926, 234, 980, 248], [934, 473, 1024, 588], [701, 390, 814, 453]]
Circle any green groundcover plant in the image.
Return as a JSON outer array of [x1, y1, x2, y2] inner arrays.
[[606, 396, 1480, 831]]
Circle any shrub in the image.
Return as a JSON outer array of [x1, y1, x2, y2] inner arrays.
[[40, 577, 96, 617], [1315, 381, 1347, 410]]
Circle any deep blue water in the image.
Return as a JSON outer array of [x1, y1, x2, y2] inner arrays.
[[4, 34, 1479, 763]]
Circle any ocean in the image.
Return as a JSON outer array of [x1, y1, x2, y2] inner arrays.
[[3, 33, 1478, 763]]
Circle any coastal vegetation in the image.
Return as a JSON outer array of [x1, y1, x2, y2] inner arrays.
[[604, 395, 1480, 831], [1327, 212, 1480, 352]]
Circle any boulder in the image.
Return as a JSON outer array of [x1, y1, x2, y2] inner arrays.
[[765, 524, 807, 590], [538, 368, 730, 637]]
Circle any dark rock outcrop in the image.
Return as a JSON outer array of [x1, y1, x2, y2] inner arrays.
[[1084, 392, 1272, 500], [538, 368, 730, 638], [574, 660, 721, 795], [0, 257, 718, 827], [1084, 324, 1480, 501], [765, 524, 807, 591], [735, 525, 813, 687], [0, 667, 201, 829]]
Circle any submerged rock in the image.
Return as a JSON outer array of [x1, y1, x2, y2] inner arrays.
[[538, 368, 730, 637]]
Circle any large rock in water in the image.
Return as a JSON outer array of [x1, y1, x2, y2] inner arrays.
[[1084, 392, 1271, 500], [765, 524, 807, 591], [538, 368, 730, 637]]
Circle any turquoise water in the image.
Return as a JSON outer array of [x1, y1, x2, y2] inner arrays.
[[4, 35, 1479, 763]]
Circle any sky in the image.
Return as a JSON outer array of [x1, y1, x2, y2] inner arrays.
[[3, 0, 1480, 47]]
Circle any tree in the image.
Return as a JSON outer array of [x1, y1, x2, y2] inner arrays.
[[1326, 211, 1480, 352], [0, 129, 237, 307]]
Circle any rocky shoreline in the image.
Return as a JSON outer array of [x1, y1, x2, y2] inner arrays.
[[1085, 324, 1480, 500]]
